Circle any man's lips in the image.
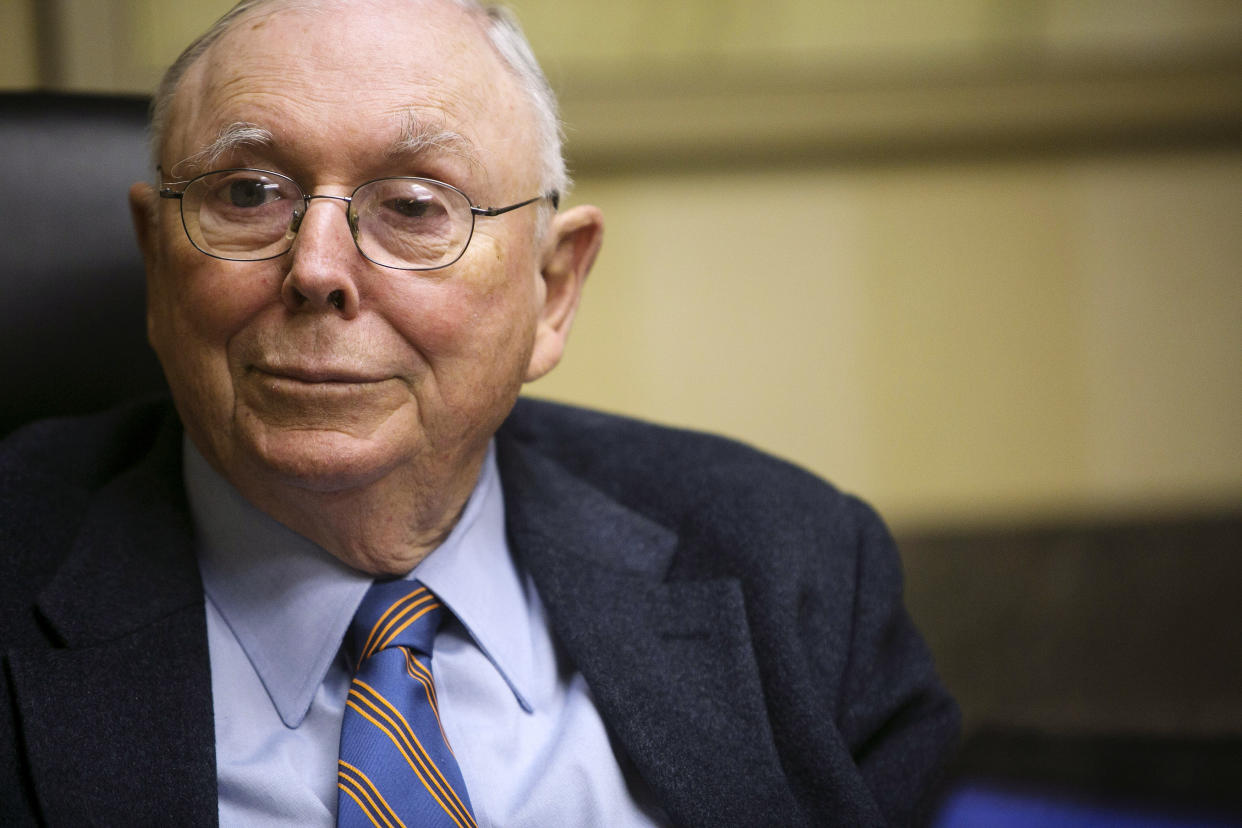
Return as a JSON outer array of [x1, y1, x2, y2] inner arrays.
[[251, 365, 390, 384], [237, 362, 409, 423]]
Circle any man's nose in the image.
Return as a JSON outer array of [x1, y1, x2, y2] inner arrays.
[[280, 195, 362, 317]]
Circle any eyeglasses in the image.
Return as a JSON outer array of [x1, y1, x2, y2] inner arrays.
[[158, 168, 558, 271]]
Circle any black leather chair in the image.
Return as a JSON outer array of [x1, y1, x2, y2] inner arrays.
[[0, 92, 167, 437]]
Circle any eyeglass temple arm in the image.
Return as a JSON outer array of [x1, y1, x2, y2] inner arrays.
[[471, 191, 559, 217]]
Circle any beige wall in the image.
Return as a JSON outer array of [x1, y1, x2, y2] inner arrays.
[[0, 1, 39, 88], [6, 0, 1241, 531], [537, 150, 1242, 530]]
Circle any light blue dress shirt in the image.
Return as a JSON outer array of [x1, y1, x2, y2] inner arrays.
[[185, 438, 666, 827]]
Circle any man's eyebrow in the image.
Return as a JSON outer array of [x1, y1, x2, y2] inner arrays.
[[169, 122, 274, 179], [388, 113, 480, 171], [166, 117, 477, 180]]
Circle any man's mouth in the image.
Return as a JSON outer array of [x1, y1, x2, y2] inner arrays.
[[251, 364, 388, 385]]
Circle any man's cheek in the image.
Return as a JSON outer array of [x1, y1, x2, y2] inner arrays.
[[173, 266, 274, 343], [384, 282, 486, 359]]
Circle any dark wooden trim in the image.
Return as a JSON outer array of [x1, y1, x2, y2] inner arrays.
[[558, 52, 1242, 172]]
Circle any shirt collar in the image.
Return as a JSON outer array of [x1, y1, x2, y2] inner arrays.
[[411, 444, 535, 714], [186, 437, 532, 727]]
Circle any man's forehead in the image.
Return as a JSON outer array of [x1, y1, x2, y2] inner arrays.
[[168, 0, 511, 150]]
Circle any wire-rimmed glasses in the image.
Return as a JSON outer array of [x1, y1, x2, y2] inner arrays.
[[158, 168, 558, 271]]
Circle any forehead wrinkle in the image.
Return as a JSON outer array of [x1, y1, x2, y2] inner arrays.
[[169, 121, 274, 179]]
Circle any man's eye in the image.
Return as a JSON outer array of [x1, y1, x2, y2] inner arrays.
[[387, 197, 440, 218], [227, 179, 278, 208]]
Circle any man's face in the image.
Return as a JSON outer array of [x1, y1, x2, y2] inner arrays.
[[135, 0, 574, 501]]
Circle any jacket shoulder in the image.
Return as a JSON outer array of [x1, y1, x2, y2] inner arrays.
[[501, 399, 959, 824], [0, 399, 178, 616], [1, 398, 175, 493]]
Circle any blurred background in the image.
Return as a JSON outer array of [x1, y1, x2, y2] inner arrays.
[[4, 0, 1241, 814]]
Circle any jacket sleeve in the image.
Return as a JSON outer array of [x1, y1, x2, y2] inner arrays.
[[834, 496, 961, 826]]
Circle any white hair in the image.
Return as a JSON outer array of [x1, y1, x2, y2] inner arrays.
[[148, 0, 569, 197]]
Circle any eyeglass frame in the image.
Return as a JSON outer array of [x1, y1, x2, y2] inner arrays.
[[157, 166, 560, 272]]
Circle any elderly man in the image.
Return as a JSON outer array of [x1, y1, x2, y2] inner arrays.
[[0, 0, 958, 825]]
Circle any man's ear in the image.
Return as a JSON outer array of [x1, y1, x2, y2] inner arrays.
[[129, 180, 159, 268], [525, 204, 604, 382], [129, 181, 162, 345]]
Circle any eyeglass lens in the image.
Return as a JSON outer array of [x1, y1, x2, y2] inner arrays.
[[179, 170, 474, 270]]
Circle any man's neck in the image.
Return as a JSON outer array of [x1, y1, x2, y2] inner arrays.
[[222, 447, 488, 577]]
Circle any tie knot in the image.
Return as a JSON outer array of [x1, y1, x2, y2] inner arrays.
[[347, 579, 444, 668]]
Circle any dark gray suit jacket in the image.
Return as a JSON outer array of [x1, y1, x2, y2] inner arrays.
[[0, 397, 958, 826]]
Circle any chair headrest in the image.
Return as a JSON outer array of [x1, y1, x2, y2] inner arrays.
[[0, 92, 167, 437]]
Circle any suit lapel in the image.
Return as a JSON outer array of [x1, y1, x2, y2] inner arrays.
[[497, 437, 801, 826], [9, 417, 217, 826]]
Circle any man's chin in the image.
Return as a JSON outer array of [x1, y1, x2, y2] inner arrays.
[[235, 421, 410, 494]]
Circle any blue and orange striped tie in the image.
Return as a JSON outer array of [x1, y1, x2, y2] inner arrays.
[[337, 580, 477, 828]]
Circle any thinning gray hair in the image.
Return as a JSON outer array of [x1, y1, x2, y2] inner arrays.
[[148, 0, 569, 196]]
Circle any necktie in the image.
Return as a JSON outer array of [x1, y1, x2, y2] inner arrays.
[[337, 580, 477, 828]]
